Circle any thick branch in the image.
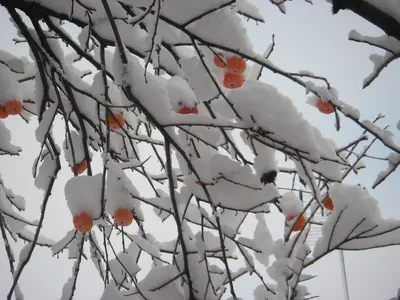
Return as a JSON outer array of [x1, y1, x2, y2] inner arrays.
[[332, 0, 400, 41]]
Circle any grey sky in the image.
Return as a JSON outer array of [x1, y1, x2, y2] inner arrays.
[[0, 1, 399, 300]]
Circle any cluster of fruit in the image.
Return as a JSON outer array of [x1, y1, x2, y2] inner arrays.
[[70, 92, 209, 233], [212, 53, 336, 115], [73, 207, 134, 233], [69, 111, 132, 233], [0, 99, 23, 119], [64, 76, 334, 234], [213, 53, 246, 89], [286, 195, 334, 232]]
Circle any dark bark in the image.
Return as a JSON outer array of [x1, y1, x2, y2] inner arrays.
[[332, 0, 400, 41]]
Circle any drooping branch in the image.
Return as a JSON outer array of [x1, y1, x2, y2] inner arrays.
[[331, 0, 400, 42]]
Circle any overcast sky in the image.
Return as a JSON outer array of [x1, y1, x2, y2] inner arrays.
[[0, 1, 399, 300]]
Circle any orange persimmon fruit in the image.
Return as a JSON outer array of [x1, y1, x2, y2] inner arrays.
[[71, 160, 87, 175], [223, 73, 244, 89], [114, 208, 134, 227], [317, 99, 334, 114], [73, 212, 93, 233], [5, 100, 23, 115], [226, 56, 246, 74], [213, 53, 226, 68], [0, 105, 8, 119], [322, 195, 334, 211], [287, 214, 306, 232], [179, 104, 198, 115], [108, 113, 125, 130]]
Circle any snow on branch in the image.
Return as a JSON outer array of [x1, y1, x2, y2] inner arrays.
[[349, 29, 400, 88], [311, 184, 400, 259], [268, 0, 313, 14]]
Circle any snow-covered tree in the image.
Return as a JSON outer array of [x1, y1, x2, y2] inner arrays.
[[0, 0, 399, 299]]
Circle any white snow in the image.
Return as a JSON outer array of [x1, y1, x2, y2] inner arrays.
[[52, 229, 77, 256], [348, 29, 400, 87], [362, 120, 399, 151], [314, 183, 400, 256], [235, 0, 264, 22], [0, 178, 36, 234], [67, 234, 83, 259], [109, 250, 141, 285], [105, 159, 142, 218], [253, 144, 278, 176], [16, 242, 33, 271], [0, 121, 21, 155], [63, 130, 91, 167], [0, 64, 22, 105], [253, 214, 274, 267], [100, 283, 125, 300], [34, 154, 57, 191], [77, 25, 90, 50], [35, 102, 58, 145], [122, 0, 229, 25], [280, 191, 304, 217], [113, 46, 173, 122], [372, 152, 400, 188], [229, 79, 340, 163], [166, 75, 198, 112], [129, 234, 161, 258], [187, 7, 254, 55], [184, 153, 279, 211], [59, 261, 78, 300], [136, 265, 182, 296], [64, 174, 103, 218], [180, 54, 219, 101], [18, 227, 55, 247], [349, 30, 400, 52], [0, 49, 25, 73]]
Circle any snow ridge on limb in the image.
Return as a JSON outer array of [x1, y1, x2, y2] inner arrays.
[[349, 29, 400, 88], [324, 0, 400, 86]]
